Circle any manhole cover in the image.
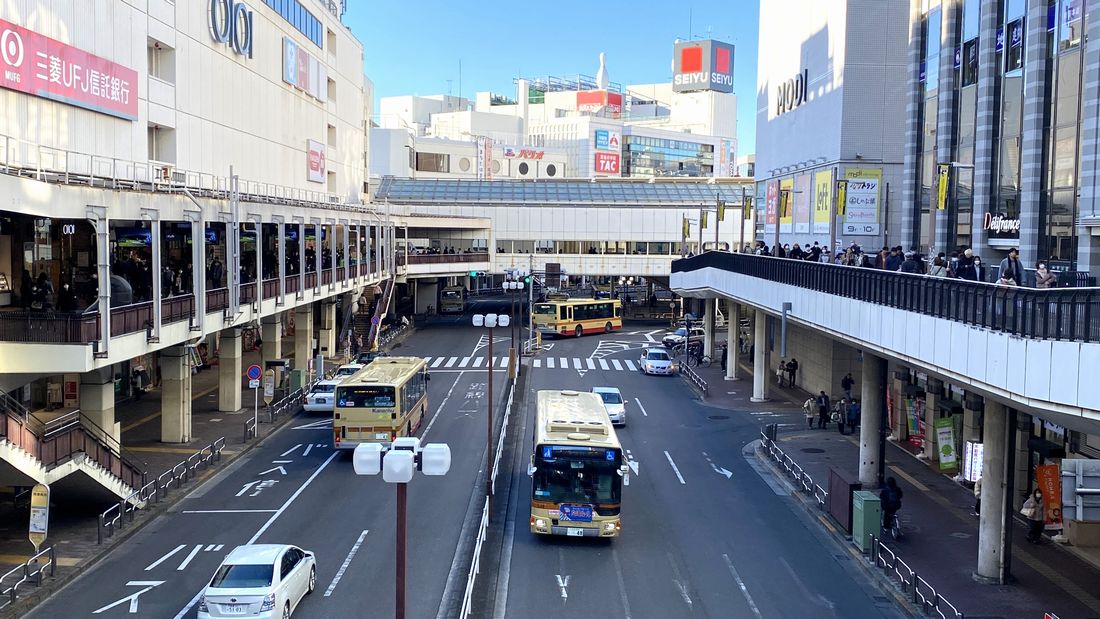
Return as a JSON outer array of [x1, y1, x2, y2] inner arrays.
[[801, 448, 825, 454], [708, 415, 730, 420]]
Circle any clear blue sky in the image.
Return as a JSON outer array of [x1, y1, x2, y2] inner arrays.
[[344, 1, 759, 155]]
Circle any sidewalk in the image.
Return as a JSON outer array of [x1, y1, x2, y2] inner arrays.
[[688, 356, 1100, 619]]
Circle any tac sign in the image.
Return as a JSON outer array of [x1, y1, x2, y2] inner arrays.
[[263, 369, 276, 405], [28, 484, 49, 552]]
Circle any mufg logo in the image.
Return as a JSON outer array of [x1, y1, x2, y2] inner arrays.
[[1, 28, 24, 83]]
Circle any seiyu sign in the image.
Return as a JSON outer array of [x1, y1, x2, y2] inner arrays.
[[209, 0, 254, 58], [672, 39, 734, 93], [775, 69, 808, 116]]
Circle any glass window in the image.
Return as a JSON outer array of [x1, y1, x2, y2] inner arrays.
[[962, 39, 979, 86], [336, 386, 396, 408], [1059, 0, 1082, 50], [210, 564, 273, 588], [1054, 49, 1081, 126], [1052, 126, 1078, 188], [1001, 75, 1023, 137], [1005, 19, 1024, 72], [415, 153, 449, 173], [1046, 189, 1077, 259], [1005, 0, 1025, 18], [962, 0, 981, 40]]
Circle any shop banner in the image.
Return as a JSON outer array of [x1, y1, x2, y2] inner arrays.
[[1035, 464, 1063, 530], [0, 19, 138, 120], [813, 170, 832, 234], [779, 178, 793, 232], [963, 441, 984, 482], [794, 173, 811, 234], [936, 163, 950, 210], [935, 417, 957, 470], [907, 398, 924, 449], [843, 168, 882, 236], [765, 181, 778, 235]]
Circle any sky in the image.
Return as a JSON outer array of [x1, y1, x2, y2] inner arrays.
[[344, 0, 760, 155]]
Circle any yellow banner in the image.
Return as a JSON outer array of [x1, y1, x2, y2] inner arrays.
[[717, 200, 726, 221], [682, 216, 690, 239], [779, 178, 793, 226], [701, 211, 708, 229], [836, 180, 848, 216], [743, 196, 753, 220], [813, 171, 831, 233], [937, 164, 950, 210]]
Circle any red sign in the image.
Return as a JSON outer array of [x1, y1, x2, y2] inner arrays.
[[594, 152, 620, 175], [576, 90, 623, 117], [307, 140, 326, 183], [1035, 464, 1063, 529], [766, 181, 779, 226], [502, 147, 544, 160], [0, 19, 138, 120]]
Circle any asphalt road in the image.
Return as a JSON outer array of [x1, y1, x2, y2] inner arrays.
[[27, 325, 509, 619], [495, 326, 904, 619]]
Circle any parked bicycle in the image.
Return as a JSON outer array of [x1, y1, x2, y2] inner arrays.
[[674, 342, 711, 368]]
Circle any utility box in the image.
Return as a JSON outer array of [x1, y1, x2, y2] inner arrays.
[[852, 491, 881, 553], [827, 467, 862, 534], [289, 368, 308, 393]]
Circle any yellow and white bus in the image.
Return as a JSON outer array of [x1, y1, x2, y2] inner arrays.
[[332, 357, 429, 449], [439, 286, 466, 314], [532, 299, 622, 338], [529, 390, 626, 538]]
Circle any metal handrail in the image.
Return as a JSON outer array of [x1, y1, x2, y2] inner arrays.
[[459, 497, 490, 619], [680, 363, 709, 397], [0, 546, 55, 608]]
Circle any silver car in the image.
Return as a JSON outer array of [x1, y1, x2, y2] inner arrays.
[[639, 348, 677, 375], [592, 386, 626, 426], [198, 544, 316, 619]]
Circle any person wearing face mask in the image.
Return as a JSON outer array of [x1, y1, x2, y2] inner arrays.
[[1034, 261, 1057, 289], [1022, 489, 1045, 543]]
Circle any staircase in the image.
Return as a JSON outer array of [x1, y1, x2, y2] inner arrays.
[[365, 277, 396, 351], [0, 390, 146, 505]]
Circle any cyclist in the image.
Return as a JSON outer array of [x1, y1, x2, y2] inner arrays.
[[880, 477, 904, 535]]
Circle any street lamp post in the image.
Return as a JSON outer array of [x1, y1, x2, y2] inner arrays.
[[502, 280, 525, 352], [473, 312, 509, 514], [353, 438, 451, 619]]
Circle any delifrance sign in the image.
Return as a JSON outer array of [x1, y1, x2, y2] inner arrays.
[[208, 0, 254, 58], [672, 39, 735, 93], [594, 152, 620, 175], [307, 140, 326, 183], [983, 212, 1021, 237], [0, 19, 138, 120]]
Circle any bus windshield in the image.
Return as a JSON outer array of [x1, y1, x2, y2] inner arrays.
[[337, 386, 396, 408], [533, 446, 622, 505], [441, 290, 461, 299], [534, 304, 555, 315]]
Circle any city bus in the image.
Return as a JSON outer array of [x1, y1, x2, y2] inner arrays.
[[332, 357, 429, 449], [439, 285, 466, 314], [532, 298, 622, 338], [529, 390, 626, 538]]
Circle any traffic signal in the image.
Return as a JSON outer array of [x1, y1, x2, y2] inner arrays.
[[523, 276, 531, 285], [469, 271, 480, 277]]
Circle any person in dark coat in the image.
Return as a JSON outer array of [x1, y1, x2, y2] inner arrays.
[[956, 248, 978, 281], [816, 391, 831, 429]]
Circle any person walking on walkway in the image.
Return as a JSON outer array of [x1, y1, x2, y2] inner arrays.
[[785, 358, 799, 388], [1035, 261, 1057, 289], [956, 248, 978, 281], [998, 247, 1023, 286], [816, 391, 831, 429], [846, 399, 860, 429], [833, 398, 848, 434], [803, 397, 816, 429], [972, 476, 983, 516], [1022, 489, 1045, 543], [841, 373, 854, 400]]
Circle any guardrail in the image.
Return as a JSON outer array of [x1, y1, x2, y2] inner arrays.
[[0, 546, 55, 609], [759, 430, 962, 618], [269, 388, 304, 424], [97, 437, 225, 544], [680, 363, 709, 398], [377, 322, 410, 349]]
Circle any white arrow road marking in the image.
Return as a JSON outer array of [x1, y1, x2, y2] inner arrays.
[[663, 451, 686, 484], [258, 465, 288, 476], [555, 575, 571, 600], [325, 530, 369, 597], [627, 460, 640, 476], [702, 451, 733, 479], [303, 443, 314, 457], [634, 398, 648, 417], [667, 553, 693, 607], [236, 481, 260, 497], [93, 581, 165, 614], [280, 444, 302, 457], [144, 545, 185, 571], [292, 419, 331, 430], [176, 544, 203, 571], [723, 553, 763, 618]]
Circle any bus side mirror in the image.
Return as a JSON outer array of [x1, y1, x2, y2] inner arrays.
[[527, 455, 536, 477]]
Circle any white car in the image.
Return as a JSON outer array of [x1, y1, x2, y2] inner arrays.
[[662, 327, 705, 349], [333, 363, 364, 378], [304, 380, 342, 413], [592, 386, 626, 426], [639, 348, 677, 376], [198, 544, 316, 619]]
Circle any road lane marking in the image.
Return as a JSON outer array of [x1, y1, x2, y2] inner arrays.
[[611, 360, 623, 371], [572, 358, 581, 369], [144, 544, 186, 571], [173, 451, 340, 619], [559, 357, 568, 368], [534, 359, 542, 367], [723, 553, 763, 618], [280, 444, 302, 457], [586, 359, 595, 369], [472, 356, 484, 367], [663, 451, 686, 484], [611, 549, 633, 619], [634, 398, 648, 417], [431, 357, 445, 368], [667, 553, 693, 607], [303, 443, 314, 457], [459, 356, 471, 367], [445, 356, 458, 367], [325, 530, 369, 597], [599, 359, 609, 370], [702, 451, 733, 479], [555, 575, 571, 600], [624, 360, 637, 371], [888, 465, 929, 492], [421, 373, 463, 440], [182, 509, 279, 514], [93, 581, 165, 614], [176, 545, 203, 571], [546, 358, 555, 368]]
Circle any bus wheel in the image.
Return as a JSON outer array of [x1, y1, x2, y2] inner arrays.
[[604, 322, 613, 333], [575, 325, 583, 338]]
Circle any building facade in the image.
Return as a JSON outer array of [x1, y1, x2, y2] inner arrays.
[[755, 0, 910, 250]]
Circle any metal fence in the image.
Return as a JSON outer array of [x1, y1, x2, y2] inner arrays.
[[679, 363, 709, 398], [0, 546, 55, 609], [675, 252, 1100, 343]]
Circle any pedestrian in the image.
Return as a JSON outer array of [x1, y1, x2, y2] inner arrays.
[[972, 476, 983, 516], [846, 399, 860, 429], [885, 247, 903, 271], [929, 256, 948, 277], [841, 372, 854, 400], [785, 358, 799, 387], [956, 248, 978, 281], [816, 391, 831, 429], [1034, 261, 1057, 289], [900, 251, 922, 273], [997, 247, 1022, 286], [1022, 489, 1045, 543], [720, 343, 728, 371], [803, 397, 816, 429], [833, 399, 847, 434]]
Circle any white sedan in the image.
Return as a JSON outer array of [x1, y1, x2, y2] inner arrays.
[[639, 348, 677, 376], [304, 380, 342, 413], [592, 386, 626, 426], [199, 544, 316, 619]]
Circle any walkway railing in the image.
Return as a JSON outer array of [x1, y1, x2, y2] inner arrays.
[[675, 252, 1100, 343], [405, 252, 489, 265], [0, 546, 54, 609], [680, 363, 709, 398]]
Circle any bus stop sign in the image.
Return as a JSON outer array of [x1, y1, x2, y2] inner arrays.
[[28, 484, 49, 552]]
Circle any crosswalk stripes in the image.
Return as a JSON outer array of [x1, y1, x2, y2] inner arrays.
[[445, 357, 457, 368], [546, 358, 555, 368], [419, 355, 655, 372], [586, 359, 596, 369], [599, 359, 609, 370], [611, 360, 623, 371], [431, 357, 445, 368], [624, 360, 638, 371], [459, 357, 471, 368]]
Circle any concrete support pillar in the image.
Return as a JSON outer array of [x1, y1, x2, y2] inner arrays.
[[890, 369, 909, 442], [725, 301, 738, 381], [751, 310, 767, 402], [294, 306, 315, 372], [921, 378, 944, 461], [159, 346, 192, 443], [963, 394, 983, 443], [318, 302, 337, 358], [1013, 411, 1032, 512], [975, 400, 1008, 584], [79, 369, 120, 444], [218, 328, 243, 412], [703, 298, 715, 358], [261, 313, 283, 361], [858, 353, 887, 487]]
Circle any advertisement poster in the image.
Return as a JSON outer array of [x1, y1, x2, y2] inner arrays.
[[307, 140, 326, 184], [907, 398, 923, 448], [794, 173, 811, 233], [963, 441, 985, 482], [765, 181, 778, 235], [935, 417, 957, 470], [1034, 464, 1063, 530], [813, 170, 832, 234], [843, 168, 882, 236], [779, 178, 793, 232]]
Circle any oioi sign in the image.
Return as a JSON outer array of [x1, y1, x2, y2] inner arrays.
[[209, 0, 254, 59]]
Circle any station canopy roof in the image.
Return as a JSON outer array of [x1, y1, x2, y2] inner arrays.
[[374, 177, 753, 206]]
